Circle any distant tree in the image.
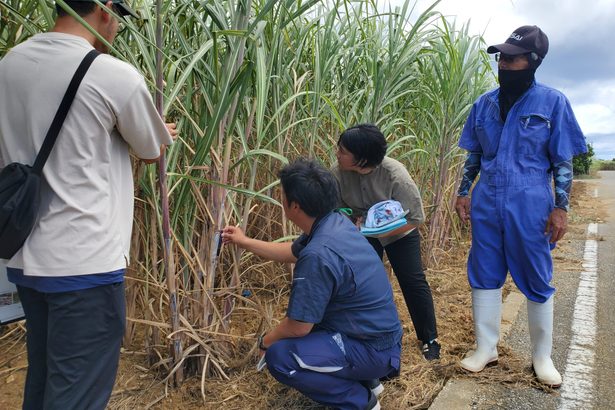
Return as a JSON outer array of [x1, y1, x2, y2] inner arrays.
[[598, 157, 615, 171], [573, 143, 594, 175]]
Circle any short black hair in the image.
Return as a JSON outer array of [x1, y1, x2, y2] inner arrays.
[[56, 1, 98, 17], [278, 158, 340, 218], [338, 123, 387, 168]]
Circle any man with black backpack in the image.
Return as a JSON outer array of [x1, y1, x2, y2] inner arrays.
[[0, 1, 174, 408]]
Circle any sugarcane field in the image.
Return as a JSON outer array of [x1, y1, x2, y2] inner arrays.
[[1, 0, 615, 409]]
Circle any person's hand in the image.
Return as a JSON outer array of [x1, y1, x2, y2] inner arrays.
[[354, 216, 364, 229], [165, 122, 178, 141], [545, 208, 567, 243], [257, 334, 267, 361], [256, 333, 266, 371], [455, 196, 471, 224], [221, 226, 248, 247]]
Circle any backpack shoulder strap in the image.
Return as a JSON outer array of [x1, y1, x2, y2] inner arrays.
[[32, 49, 100, 174]]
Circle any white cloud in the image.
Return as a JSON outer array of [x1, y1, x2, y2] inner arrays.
[[385, 0, 615, 158], [574, 103, 615, 136], [565, 81, 615, 110], [587, 133, 615, 160]]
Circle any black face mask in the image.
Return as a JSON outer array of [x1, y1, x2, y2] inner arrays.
[[498, 68, 535, 94], [498, 68, 535, 121]]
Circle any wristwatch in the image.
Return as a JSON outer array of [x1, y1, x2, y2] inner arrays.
[[258, 334, 268, 351]]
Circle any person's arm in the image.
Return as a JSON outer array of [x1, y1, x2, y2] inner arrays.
[[116, 77, 174, 161], [544, 94, 585, 243], [260, 317, 314, 353], [141, 123, 179, 164], [457, 151, 481, 197], [552, 158, 573, 212], [258, 251, 335, 356], [221, 226, 296, 263], [391, 165, 425, 226], [455, 151, 482, 224], [545, 159, 573, 243]]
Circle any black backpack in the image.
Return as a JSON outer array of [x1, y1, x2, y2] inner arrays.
[[0, 50, 99, 259]]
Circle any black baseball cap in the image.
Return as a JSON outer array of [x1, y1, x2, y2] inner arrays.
[[487, 25, 549, 59], [60, 0, 140, 19]]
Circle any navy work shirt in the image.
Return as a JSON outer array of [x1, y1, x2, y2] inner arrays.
[[289, 211, 402, 350]]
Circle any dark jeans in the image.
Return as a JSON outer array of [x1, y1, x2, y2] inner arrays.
[[367, 230, 438, 343], [17, 282, 126, 410]]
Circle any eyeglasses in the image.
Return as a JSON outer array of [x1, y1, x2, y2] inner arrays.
[[494, 53, 526, 63]]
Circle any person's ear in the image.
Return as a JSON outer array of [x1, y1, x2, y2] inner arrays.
[[100, 1, 114, 23], [290, 201, 305, 216]]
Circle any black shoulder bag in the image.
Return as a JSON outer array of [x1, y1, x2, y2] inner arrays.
[[0, 49, 100, 259]]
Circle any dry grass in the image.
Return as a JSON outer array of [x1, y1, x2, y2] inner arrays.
[[0, 179, 603, 409], [103, 245, 477, 410]]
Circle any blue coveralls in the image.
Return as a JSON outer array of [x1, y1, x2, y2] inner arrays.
[[265, 212, 402, 410], [459, 82, 586, 303]]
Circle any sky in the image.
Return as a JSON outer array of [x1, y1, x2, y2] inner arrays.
[[387, 0, 615, 159]]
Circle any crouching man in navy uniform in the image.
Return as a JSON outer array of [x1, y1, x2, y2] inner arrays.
[[222, 159, 402, 410]]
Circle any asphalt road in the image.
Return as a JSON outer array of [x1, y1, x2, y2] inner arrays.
[[591, 172, 615, 410], [434, 171, 615, 410]]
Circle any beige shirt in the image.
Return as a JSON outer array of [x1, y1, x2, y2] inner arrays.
[[0, 33, 172, 276], [333, 156, 425, 246]]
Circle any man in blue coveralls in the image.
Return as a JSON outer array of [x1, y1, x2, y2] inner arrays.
[[454, 26, 587, 387], [222, 159, 402, 410]]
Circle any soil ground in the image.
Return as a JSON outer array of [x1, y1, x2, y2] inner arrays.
[[0, 181, 602, 410]]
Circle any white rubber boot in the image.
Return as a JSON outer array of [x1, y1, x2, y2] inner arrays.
[[460, 288, 502, 372], [527, 295, 562, 387]]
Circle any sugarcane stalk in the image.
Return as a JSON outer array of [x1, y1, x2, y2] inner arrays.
[[154, 0, 183, 385], [203, 0, 250, 330]]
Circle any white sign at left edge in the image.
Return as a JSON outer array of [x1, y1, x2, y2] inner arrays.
[[0, 261, 25, 324]]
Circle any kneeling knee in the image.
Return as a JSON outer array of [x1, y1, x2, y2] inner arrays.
[[265, 340, 297, 380]]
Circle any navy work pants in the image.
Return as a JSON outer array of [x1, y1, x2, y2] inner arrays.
[[17, 283, 125, 410], [266, 331, 400, 410]]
